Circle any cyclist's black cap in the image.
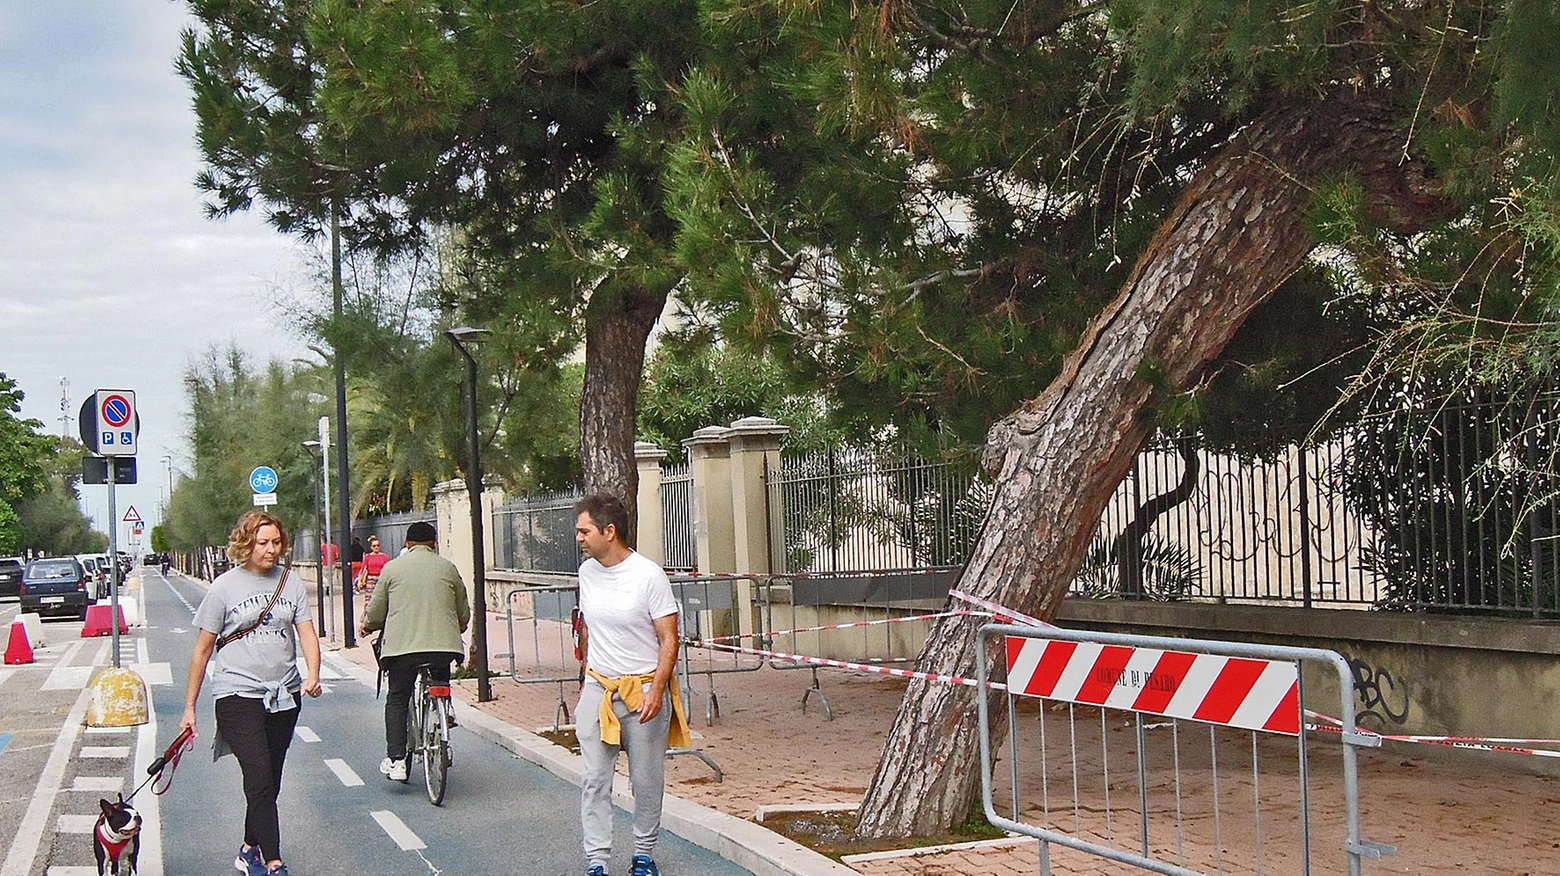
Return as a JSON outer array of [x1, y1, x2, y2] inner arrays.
[[406, 522, 438, 543]]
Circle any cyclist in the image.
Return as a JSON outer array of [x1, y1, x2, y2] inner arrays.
[[359, 521, 470, 782]]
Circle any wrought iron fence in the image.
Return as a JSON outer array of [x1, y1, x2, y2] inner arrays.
[[766, 445, 987, 574], [766, 410, 1560, 617], [354, 510, 437, 555], [661, 460, 696, 571], [492, 488, 583, 573]]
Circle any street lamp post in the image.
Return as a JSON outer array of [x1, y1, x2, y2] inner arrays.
[[302, 440, 329, 639], [446, 325, 493, 702]]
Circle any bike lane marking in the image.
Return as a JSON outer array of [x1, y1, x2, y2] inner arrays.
[[370, 810, 426, 851], [325, 758, 365, 787]]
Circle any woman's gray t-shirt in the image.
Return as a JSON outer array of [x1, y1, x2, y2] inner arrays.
[[193, 565, 313, 702]]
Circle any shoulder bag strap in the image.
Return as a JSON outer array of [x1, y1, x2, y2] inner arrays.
[[215, 564, 291, 652]]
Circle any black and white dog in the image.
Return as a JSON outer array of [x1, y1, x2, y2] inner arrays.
[[93, 795, 141, 876]]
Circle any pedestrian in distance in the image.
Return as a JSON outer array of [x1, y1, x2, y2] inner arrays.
[[355, 536, 389, 594], [359, 520, 470, 781], [181, 511, 323, 876], [572, 493, 690, 876]]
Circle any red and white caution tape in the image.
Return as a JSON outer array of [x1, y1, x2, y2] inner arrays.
[[701, 640, 1008, 691], [701, 610, 986, 645], [949, 589, 1053, 628], [1306, 710, 1560, 758]]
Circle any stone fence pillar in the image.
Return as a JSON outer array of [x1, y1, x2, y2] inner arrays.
[[636, 441, 669, 563], [684, 426, 734, 574]]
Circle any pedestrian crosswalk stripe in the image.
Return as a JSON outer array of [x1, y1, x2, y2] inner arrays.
[[56, 814, 96, 834], [69, 776, 123, 792], [44, 866, 98, 875], [295, 726, 320, 743], [81, 747, 131, 758]]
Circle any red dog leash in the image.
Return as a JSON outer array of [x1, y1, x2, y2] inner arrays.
[[124, 726, 194, 801]]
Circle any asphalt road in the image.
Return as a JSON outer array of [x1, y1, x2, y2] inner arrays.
[[0, 569, 753, 876]]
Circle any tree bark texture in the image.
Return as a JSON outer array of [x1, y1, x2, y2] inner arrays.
[[854, 93, 1445, 838], [579, 284, 668, 547]]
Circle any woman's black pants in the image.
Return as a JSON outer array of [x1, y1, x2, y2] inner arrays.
[[215, 693, 301, 863]]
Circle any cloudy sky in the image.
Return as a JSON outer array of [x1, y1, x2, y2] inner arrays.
[[1, 2, 319, 539]]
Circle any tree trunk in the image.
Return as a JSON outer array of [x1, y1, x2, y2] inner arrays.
[[579, 283, 668, 547], [1117, 438, 1200, 598], [854, 93, 1445, 838]]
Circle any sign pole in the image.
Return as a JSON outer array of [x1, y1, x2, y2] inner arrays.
[[107, 476, 120, 668], [320, 417, 335, 642]]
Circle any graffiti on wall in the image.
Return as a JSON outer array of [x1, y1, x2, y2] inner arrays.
[[1346, 655, 1410, 727]]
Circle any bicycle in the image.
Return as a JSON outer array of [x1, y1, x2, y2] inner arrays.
[[402, 663, 454, 805]]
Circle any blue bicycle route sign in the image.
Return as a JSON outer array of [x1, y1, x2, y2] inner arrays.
[[249, 466, 279, 494]]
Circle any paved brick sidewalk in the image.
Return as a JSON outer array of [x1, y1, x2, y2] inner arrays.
[[331, 609, 1560, 875]]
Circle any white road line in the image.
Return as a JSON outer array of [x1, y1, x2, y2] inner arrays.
[[0, 668, 14, 688], [69, 777, 124, 792], [41, 666, 94, 690], [41, 642, 88, 690], [84, 726, 130, 736], [0, 684, 92, 876], [324, 758, 364, 787], [132, 694, 164, 876], [55, 815, 96, 834], [80, 746, 131, 758], [295, 726, 321, 743], [370, 810, 426, 851], [125, 662, 173, 685], [44, 866, 99, 876]]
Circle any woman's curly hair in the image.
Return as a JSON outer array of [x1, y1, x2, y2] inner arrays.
[[227, 511, 289, 565]]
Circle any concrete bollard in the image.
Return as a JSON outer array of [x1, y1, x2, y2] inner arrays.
[[87, 667, 149, 727]]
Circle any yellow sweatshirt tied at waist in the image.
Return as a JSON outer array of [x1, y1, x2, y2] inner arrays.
[[586, 668, 692, 749]]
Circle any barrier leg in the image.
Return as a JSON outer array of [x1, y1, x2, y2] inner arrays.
[[668, 747, 723, 782], [800, 667, 834, 720]]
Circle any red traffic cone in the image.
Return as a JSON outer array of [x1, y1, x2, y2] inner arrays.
[[4, 620, 34, 665]]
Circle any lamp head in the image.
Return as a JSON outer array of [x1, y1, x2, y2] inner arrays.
[[445, 326, 491, 345]]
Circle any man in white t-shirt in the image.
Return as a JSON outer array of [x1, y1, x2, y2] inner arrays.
[[573, 493, 689, 876]]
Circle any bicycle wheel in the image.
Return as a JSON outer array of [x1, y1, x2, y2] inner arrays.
[[401, 682, 419, 784], [423, 697, 449, 805]]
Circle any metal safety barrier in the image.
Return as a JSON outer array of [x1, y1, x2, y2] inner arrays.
[[668, 574, 768, 726], [763, 568, 957, 718], [501, 580, 727, 780], [502, 584, 584, 729], [977, 623, 1396, 875]]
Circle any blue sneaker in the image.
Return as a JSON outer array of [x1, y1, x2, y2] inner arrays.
[[630, 856, 659, 876], [234, 845, 264, 876], [586, 867, 607, 876]]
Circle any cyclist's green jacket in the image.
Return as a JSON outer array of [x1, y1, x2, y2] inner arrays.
[[362, 545, 471, 657]]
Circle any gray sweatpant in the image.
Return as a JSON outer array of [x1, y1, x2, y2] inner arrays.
[[576, 679, 671, 869]]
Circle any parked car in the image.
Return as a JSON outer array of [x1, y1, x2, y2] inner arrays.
[[0, 556, 23, 598], [20, 557, 90, 619], [74, 554, 106, 599]]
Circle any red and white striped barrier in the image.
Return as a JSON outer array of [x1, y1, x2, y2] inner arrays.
[[1006, 637, 1302, 735]]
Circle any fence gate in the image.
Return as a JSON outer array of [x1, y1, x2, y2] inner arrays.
[[977, 624, 1395, 875]]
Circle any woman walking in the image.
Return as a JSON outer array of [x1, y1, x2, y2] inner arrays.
[[181, 511, 322, 876]]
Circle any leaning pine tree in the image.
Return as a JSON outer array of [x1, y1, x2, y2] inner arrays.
[[667, 0, 1554, 837]]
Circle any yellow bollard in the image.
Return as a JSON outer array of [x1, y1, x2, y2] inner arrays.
[[87, 667, 150, 727]]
